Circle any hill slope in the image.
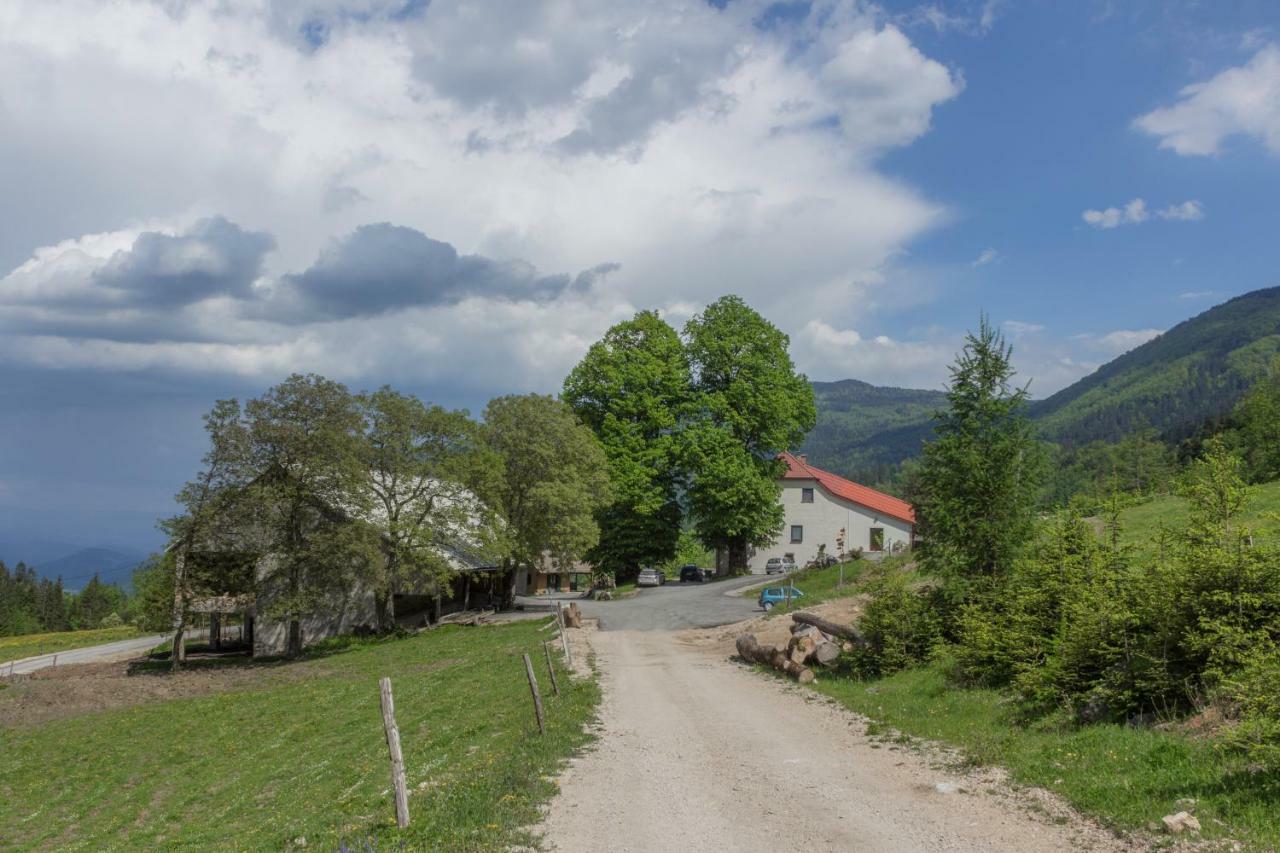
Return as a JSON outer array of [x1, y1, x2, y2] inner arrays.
[[34, 547, 146, 588], [798, 379, 945, 483], [1030, 287, 1280, 446]]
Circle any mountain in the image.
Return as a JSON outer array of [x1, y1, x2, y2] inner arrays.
[[1030, 287, 1280, 446], [798, 379, 945, 484], [6, 546, 148, 590], [802, 287, 1280, 480]]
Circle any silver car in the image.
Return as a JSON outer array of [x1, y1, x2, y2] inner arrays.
[[764, 557, 795, 575], [637, 566, 666, 587]]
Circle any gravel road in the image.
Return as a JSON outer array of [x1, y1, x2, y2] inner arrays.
[[541, 628, 1128, 852], [574, 575, 765, 631], [1, 634, 168, 675]]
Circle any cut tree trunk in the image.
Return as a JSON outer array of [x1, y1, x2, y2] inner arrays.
[[565, 603, 583, 629], [814, 641, 842, 666], [790, 612, 870, 649], [736, 633, 814, 684]]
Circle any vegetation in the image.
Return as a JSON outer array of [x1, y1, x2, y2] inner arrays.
[[563, 310, 691, 578], [0, 561, 132, 637], [684, 296, 816, 573], [0, 619, 596, 850], [0, 625, 146, 664]]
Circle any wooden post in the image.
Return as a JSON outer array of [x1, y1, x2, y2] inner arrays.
[[522, 653, 546, 735], [542, 641, 560, 696], [379, 677, 410, 828]]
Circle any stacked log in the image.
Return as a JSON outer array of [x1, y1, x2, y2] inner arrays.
[[736, 634, 814, 683]]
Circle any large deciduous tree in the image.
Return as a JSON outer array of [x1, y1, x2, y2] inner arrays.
[[563, 310, 690, 578], [915, 317, 1042, 605], [358, 387, 503, 630], [242, 374, 378, 658], [482, 394, 611, 601], [683, 296, 816, 574]]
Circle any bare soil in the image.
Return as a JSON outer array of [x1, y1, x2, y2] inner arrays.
[[541, 618, 1147, 853]]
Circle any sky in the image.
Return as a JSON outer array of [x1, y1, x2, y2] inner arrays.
[[1, 0, 1278, 555]]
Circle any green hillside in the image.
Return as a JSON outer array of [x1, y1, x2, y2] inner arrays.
[[1115, 478, 1280, 554], [1031, 287, 1280, 446], [798, 379, 945, 483], [802, 288, 1280, 482]]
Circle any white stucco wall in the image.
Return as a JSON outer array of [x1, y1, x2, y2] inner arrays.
[[747, 479, 913, 573]]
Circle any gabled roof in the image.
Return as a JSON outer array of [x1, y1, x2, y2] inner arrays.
[[780, 452, 916, 525]]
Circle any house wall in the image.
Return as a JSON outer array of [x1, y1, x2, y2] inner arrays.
[[746, 479, 913, 573], [253, 587, 379, 657], [514, 570, 590, 595]]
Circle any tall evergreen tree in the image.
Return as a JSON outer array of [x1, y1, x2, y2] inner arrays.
[[916, 316, 1043, 604]]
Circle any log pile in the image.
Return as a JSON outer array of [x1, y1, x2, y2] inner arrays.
[[735, 611, 865, 682]]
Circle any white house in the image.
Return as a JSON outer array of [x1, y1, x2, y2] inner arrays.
[[746, 452, 915, 573]]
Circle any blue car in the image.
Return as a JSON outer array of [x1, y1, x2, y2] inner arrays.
[[758, 586, 804, 611]]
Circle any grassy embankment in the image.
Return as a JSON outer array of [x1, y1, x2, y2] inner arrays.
[[0, 619, 597, 851], [760, 558, 1280, 849], [0, 626, 148, 664], [1116, 478, 1280, 553]]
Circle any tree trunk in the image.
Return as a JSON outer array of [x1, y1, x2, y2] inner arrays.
[[735, 633, 814, 683], [727, 536, 749, 575], [286, 618, 303, 658], [170, 551, 188, 672], [374, 591, 391, 634], [790, 611, 870, 648]]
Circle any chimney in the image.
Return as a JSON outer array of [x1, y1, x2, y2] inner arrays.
[[797, 454, 807, 463]]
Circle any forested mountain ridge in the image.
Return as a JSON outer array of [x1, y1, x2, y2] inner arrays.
[[798, 379, 945, 484], [1029, 286, 1280, 445], [802, 287, 1280, 481]]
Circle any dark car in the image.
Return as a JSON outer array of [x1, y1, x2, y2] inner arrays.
[[679, 564, 705, 583]]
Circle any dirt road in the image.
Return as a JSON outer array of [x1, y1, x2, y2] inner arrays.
[[542, 628, 1128, 852]]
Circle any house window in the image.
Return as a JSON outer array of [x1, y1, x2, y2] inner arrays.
[[790, 525, 803, 543], [801, 487, 814, 503], [869, 527, 884, 551]]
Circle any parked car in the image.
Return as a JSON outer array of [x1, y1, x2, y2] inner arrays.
[[764, 556, 796, 575], [758, 586, 804, 611], [679, 564, 705, 583], [637, 566, 666, 587]]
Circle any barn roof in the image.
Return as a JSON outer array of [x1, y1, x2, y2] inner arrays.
[[780, 452, 916, 525]]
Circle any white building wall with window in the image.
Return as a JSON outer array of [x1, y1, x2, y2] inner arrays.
[[745, 479, 914, 574]]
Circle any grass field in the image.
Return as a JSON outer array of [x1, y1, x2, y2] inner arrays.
[[1116, 478, 1280, 553], [0, 626, 148, 664], [812, 661, 1280, 849], [0, 619, 597, 851]]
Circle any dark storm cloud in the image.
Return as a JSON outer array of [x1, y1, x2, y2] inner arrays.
[[278, 223, 615, 321], [93, 216, 276, 307]]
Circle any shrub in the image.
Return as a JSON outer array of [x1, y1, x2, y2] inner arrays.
[[849, 571, 942, 678], [1219, 648, 1280, 771], [99, 612, 123, 629]]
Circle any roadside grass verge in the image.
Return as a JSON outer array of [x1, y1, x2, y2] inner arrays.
[[0, 626, 148, 664], [0, 618, 597, 851], [810, 661, 1280, 849]]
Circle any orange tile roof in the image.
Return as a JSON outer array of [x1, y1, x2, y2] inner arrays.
[[780, 452, 916, 525]]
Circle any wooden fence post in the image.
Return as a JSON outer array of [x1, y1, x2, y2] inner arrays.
[[522, 653, 546, 735], [542, 641, 560, 696], [379, 677, 410, 829]]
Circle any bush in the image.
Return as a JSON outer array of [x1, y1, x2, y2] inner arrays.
[[99, 612, 123, 629], [849, 571, 942, 678], [1220, 649, 1280, 771]]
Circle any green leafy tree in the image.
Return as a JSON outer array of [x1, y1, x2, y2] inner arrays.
[[242, 374, 377, 658], [161, 397, 252, 668], [482, 395, 611, 601], [683, 296, 816, 573], [563, 310, 691, 578], [358, 387, 503, 629], [916, 316, 1043, 606], [1233, 360, 1280, 483]]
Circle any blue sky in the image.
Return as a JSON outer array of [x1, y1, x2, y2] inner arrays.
[[0, 0, 1277, 556]]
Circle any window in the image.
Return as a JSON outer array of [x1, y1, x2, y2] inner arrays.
[[801, 487, 814, 503], [790, 525, 803, 543], [869, 527, 884, 551]]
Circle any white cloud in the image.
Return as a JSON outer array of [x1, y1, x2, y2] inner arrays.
[[0, 0, 962, 394], [1134, 45, 1280, 156], [971, 247, 999, 267], [1082, 198, 1148, 229], [795, 320, 957, 388], [1156, 200, 1205, 221], [1072, 328, 1163, 354], [1178, 290, 1216, 300], [1003, 320, 1044, 337]]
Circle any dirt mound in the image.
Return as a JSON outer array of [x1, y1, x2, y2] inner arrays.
[[677, 594, 869, 657]]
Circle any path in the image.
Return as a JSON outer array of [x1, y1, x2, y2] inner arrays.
[[542, 628, 1128, 852], [1, 634, 167, 675], [575, 575, 763, 631]]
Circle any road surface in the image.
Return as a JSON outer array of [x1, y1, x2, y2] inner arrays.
[[1, 634, 167, 675], [576, 575, 765, 630], [542, 607, 1128, 851]]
